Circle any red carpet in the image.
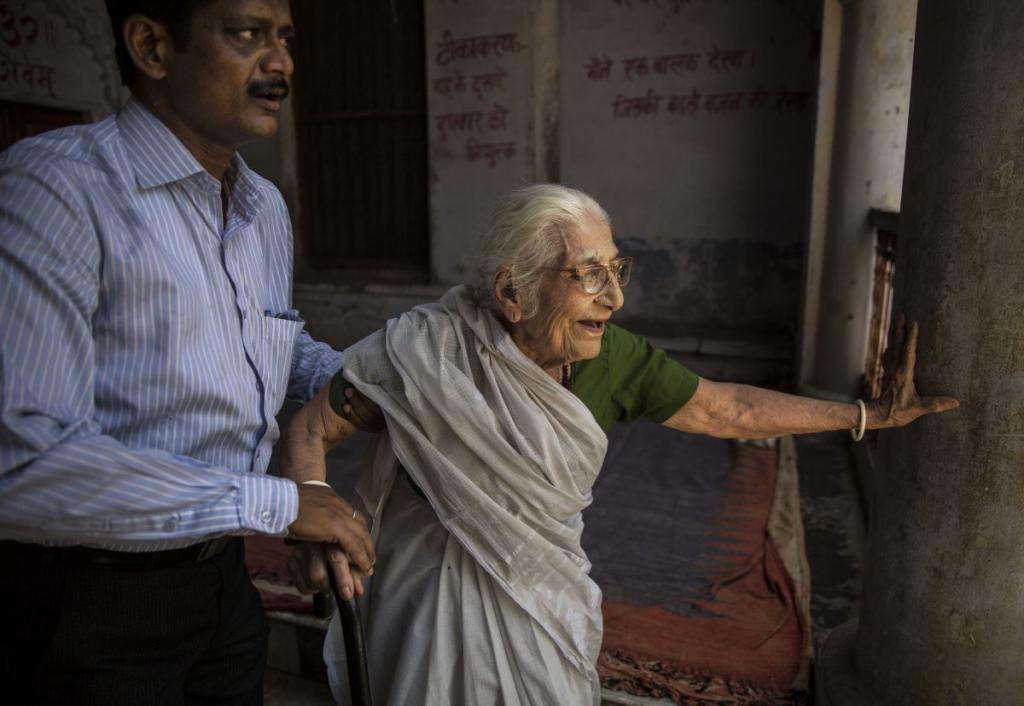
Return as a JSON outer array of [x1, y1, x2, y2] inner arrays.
[[244, 535, 316, 613], [587, 425, 809, 705], [246, 425, 811, 704]]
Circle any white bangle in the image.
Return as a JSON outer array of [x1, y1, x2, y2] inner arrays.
[[301, 479, 331, 488], [851, 399, 867, 442]]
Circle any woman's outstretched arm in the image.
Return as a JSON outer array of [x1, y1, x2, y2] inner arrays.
[[662, 319, 959, 439]]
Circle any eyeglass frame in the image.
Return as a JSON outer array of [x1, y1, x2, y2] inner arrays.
[[547, 256, 634, 295]]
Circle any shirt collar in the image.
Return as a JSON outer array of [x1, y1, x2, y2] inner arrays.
[[118, 96, 208, 190], [224, 153, 266, 230], [118, 96, 266, 222]]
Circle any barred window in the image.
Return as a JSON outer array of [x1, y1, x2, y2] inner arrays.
[[291, 1, 428, 276]]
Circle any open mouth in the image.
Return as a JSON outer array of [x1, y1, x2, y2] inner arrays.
[[578, 320, 606, 333], [251, 91, 286, 110], [249, 81, 290, 111]]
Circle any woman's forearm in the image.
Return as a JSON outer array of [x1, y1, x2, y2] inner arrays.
[[665, 378, 866, 439], [663, 319, 957, 440]]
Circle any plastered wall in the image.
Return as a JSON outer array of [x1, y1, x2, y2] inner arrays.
[[560, 0, 819, 332], [0, 0, 122, 117], [423, 0, 821, 337], [5, 1, 824, 371], [425, 0, 535, 285]]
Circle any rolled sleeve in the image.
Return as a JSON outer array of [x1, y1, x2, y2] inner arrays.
[[287, 330, 344, 403]]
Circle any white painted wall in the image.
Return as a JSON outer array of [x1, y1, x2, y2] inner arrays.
[[286, 0, 825, 382], [559, 0, 820, 333], [425, 0, 534, 284]]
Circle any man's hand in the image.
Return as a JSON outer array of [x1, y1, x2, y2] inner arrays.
[[287, 541, 368, 600], [338, 383, 385, 433], [286, 484, 374, 576]]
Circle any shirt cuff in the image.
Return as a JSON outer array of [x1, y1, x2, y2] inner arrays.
[[237, 473, 299, 536]]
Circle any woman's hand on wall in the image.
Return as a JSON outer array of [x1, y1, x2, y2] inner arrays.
[[867, 314, 960, 429]]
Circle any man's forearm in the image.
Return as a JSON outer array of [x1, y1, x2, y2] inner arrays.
[[278, 383, 355, 484], [0, 433, 298, 547], [279, 412, 329, 484]]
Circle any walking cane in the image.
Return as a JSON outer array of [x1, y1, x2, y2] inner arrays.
[[326, 569, 374, 706]]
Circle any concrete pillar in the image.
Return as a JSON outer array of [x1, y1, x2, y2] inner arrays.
[[797, 0, 841, 392], [819, 1, 1024, 704], [808, 0, 917, 396]]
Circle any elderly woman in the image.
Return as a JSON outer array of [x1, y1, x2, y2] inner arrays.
[[281, 184, 957, 705]]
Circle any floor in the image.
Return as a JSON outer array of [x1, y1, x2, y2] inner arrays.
[[264, 667, 335, 705], [794, 432, 865, 658], [263, 429, 865, 705]]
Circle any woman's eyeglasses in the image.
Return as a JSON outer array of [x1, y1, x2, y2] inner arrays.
[[551, 256, 633, 295]]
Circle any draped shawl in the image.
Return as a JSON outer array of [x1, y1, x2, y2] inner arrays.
[[339, 286, 608, 704]]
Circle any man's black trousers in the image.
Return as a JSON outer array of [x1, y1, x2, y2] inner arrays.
[[0, 537, 268, 706]]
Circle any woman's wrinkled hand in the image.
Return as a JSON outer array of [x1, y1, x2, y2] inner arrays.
[[340, 384, 386, 433], [286, 484, 374, 577], [287, 540, 369, 601], [869, 314, 960, 429]]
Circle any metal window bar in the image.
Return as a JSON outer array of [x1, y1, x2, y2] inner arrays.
[[290, 0, 428, 274]]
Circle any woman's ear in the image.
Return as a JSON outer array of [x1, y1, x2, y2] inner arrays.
[[493, 268, 522, 324], [123, 14, 173, 82]]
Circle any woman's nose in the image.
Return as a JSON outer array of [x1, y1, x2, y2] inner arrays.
[[598, 276, 625, 311]]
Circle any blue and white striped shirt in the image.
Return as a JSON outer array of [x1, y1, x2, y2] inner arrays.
[[0, 97, 341, 550]]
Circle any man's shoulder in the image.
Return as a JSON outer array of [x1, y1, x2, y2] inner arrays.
[[0, 114, 121, 182]]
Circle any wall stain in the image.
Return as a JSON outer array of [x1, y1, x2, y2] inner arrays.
[[617, 236, 804, 331]]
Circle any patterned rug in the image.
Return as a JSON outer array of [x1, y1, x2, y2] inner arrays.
[[585, 421, 810, 705], [247, 422, 811, 704]]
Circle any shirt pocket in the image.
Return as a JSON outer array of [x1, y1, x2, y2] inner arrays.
[[251, 312, 305, 415]]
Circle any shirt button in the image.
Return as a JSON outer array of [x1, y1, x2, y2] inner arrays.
[[260, 510, 273, 524], [163, 518, 177, 532]]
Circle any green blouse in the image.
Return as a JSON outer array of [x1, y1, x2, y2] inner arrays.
[[572, 323, 698, 433], [329, 323, 699, 434]]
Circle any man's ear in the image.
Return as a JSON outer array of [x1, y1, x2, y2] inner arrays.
[[123, 14, 173, 82], [493, 267, 522, 324]]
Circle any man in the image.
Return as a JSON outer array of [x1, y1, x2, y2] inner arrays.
[[0, 1, 372, 702]]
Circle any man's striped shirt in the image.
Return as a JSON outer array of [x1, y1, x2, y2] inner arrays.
[[0, 97, 341, 550]]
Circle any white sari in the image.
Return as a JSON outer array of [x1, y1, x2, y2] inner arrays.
[[325, 286, 608, 706]]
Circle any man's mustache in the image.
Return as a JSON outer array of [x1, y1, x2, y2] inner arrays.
[[248, 79, 290, 100]]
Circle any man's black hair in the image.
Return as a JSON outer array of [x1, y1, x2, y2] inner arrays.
[[105, 0, 218, 85]]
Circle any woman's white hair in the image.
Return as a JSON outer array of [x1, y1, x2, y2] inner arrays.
[[468, 184, 610, 319]]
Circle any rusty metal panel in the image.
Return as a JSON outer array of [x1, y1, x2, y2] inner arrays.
[[864, 213, 898, 399]]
